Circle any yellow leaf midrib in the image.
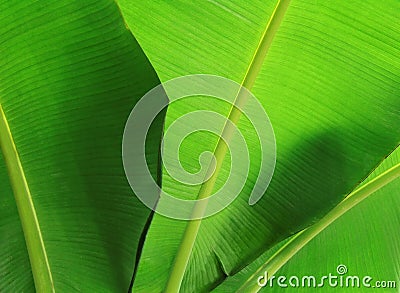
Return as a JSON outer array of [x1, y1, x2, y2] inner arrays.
[[164, 0, 292, 292], [0, 105, 54, 292]]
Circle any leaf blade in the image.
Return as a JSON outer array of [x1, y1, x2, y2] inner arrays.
[[215, 146, 400, 292], [237, 147, 400, 292], [0, 106, 53, 292], [117, 0, 400, 291], [0, 1, 164, 291], [164, 1, 291, 291]]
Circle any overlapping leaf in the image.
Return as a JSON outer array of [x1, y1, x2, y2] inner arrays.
[[117, 0, 400, 291], [216, 147, 400, 292], [0, 1, 163, 291]]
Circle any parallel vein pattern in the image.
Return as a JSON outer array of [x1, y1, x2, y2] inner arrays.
[[164, 1, 291, 292], [0, 1, 164, 291], [117, 0, 400, 292], [0, 105, 54, 292]]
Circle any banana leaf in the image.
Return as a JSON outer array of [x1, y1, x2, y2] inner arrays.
[[0, 1, 164, 291], [117, 0, 400, 291]]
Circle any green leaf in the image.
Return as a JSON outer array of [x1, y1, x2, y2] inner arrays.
[[0, 1, 163, 292], [215, 147, 400, 292], [117, 0, 400, 292]]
